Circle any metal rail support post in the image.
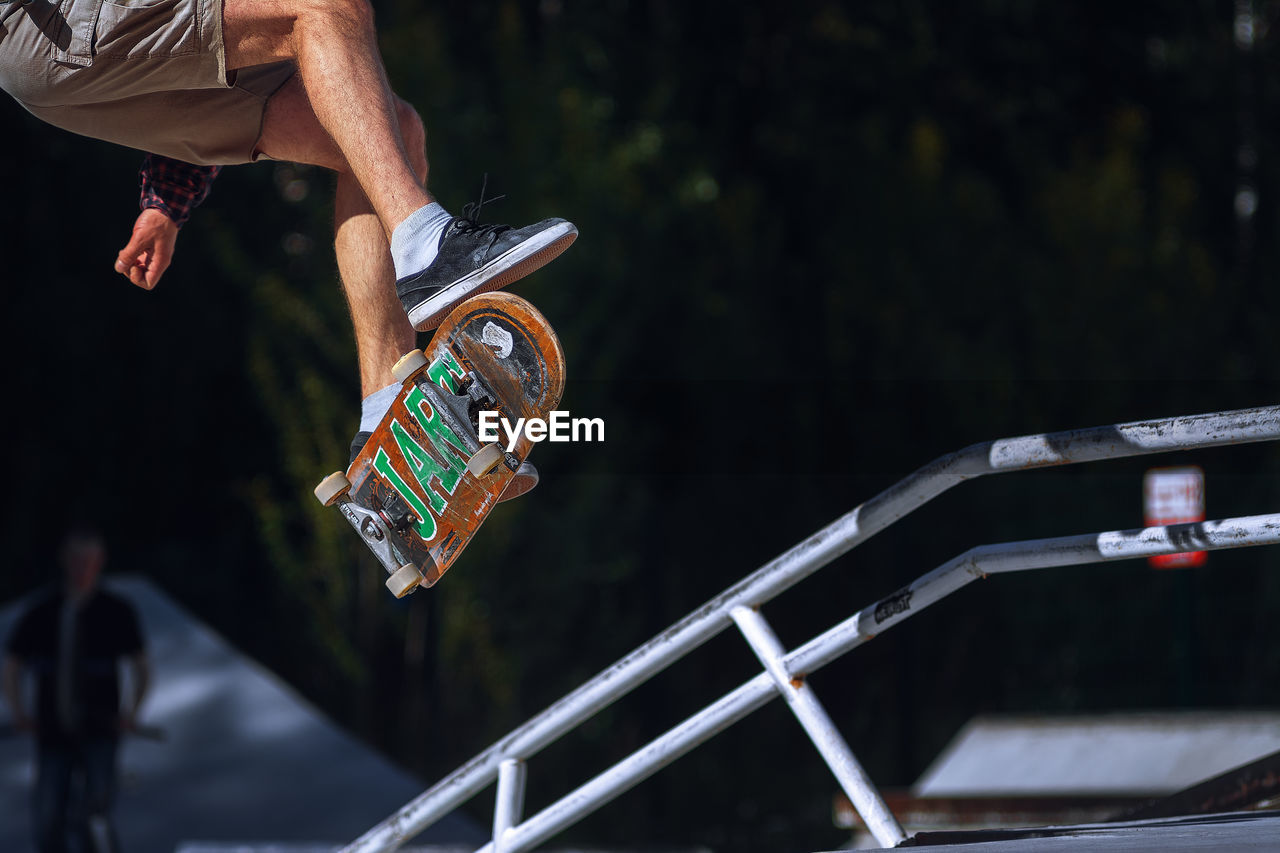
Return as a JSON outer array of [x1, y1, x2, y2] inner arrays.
[[731, 606, 906, 848], [493, 759, 528, 853]]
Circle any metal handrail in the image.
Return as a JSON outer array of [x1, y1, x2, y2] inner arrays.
[[476, 514, 1280, 853], [344, 405, 1280, 852]]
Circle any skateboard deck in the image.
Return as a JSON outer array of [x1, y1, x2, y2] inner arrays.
[[315, 292, 565, 597]]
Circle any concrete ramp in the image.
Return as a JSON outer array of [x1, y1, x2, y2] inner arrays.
[[0, 575, 483, 852]]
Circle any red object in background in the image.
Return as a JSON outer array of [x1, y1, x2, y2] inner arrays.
[[1143, 466, 1206, 569]]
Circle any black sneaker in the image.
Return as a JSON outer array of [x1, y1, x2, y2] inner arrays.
[[396, 203, 577, 331], [499, 460, 539, 502], [349, 431, 373, 467]]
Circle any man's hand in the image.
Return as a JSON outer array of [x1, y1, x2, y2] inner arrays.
[[114, 208, 179, 290]]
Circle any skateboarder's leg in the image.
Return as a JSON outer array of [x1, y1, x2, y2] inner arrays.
[[256, 75, 421, 393], [336, 180, 416, 458], [336, 176, 418, 397], [254, 75, 420, 452], [226, 0, 577, 331], [221, 0, 427, 233]]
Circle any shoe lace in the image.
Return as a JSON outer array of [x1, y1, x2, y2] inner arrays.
[[453, 174, 511, 239]]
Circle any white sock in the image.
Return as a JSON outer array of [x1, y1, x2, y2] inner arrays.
[[390, 202, 453, 279], [359, 382, 402, 433]]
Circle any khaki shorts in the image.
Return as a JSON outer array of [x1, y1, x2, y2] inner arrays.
[[0, 0, 294, 164]]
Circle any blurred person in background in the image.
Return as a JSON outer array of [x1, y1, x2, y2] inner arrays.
[[3, 527, 149, 853]]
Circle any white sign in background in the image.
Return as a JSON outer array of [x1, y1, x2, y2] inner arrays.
[[1143, 466, 1206, 568]]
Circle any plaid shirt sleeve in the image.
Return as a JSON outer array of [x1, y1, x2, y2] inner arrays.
[[138, 154, 221, 227]]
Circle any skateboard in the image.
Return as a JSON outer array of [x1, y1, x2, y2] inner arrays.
[[314, 292, 565, 598]]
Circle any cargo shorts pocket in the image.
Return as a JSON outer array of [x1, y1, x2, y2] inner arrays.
[[92, 0, 197, 59], [32, 0, 99, 67]]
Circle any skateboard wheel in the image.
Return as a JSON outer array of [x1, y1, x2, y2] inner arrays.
[[385, 564, 424, 598], [392, 349, 430, 383], [314, 471, 351, 507], [466, 443, 505, 479]]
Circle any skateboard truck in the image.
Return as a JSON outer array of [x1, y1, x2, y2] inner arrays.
[[395, 346, 514, 476], [415, 367, 516, 478], [462, 373, 519, 475], [379, 492, 419, 533], [316, 476, 435, 598], [463, 371, 498, 414]]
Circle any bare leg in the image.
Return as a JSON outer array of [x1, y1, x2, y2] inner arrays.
[[223, 0, 429, 233], [256, 76, 424, 393], [336, 175, 416, 396]]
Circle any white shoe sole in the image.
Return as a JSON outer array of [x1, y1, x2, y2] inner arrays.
[[406, 221, 578, 331]]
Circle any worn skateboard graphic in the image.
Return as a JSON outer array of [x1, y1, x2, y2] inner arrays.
[[314, 293, 565, 597]]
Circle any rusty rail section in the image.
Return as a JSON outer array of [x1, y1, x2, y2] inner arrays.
[[1116, 747, 1280, 821], [344, 405, 1280, 853]]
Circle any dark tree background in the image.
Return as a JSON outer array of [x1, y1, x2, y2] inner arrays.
[[4, 2, 1280, 850]]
